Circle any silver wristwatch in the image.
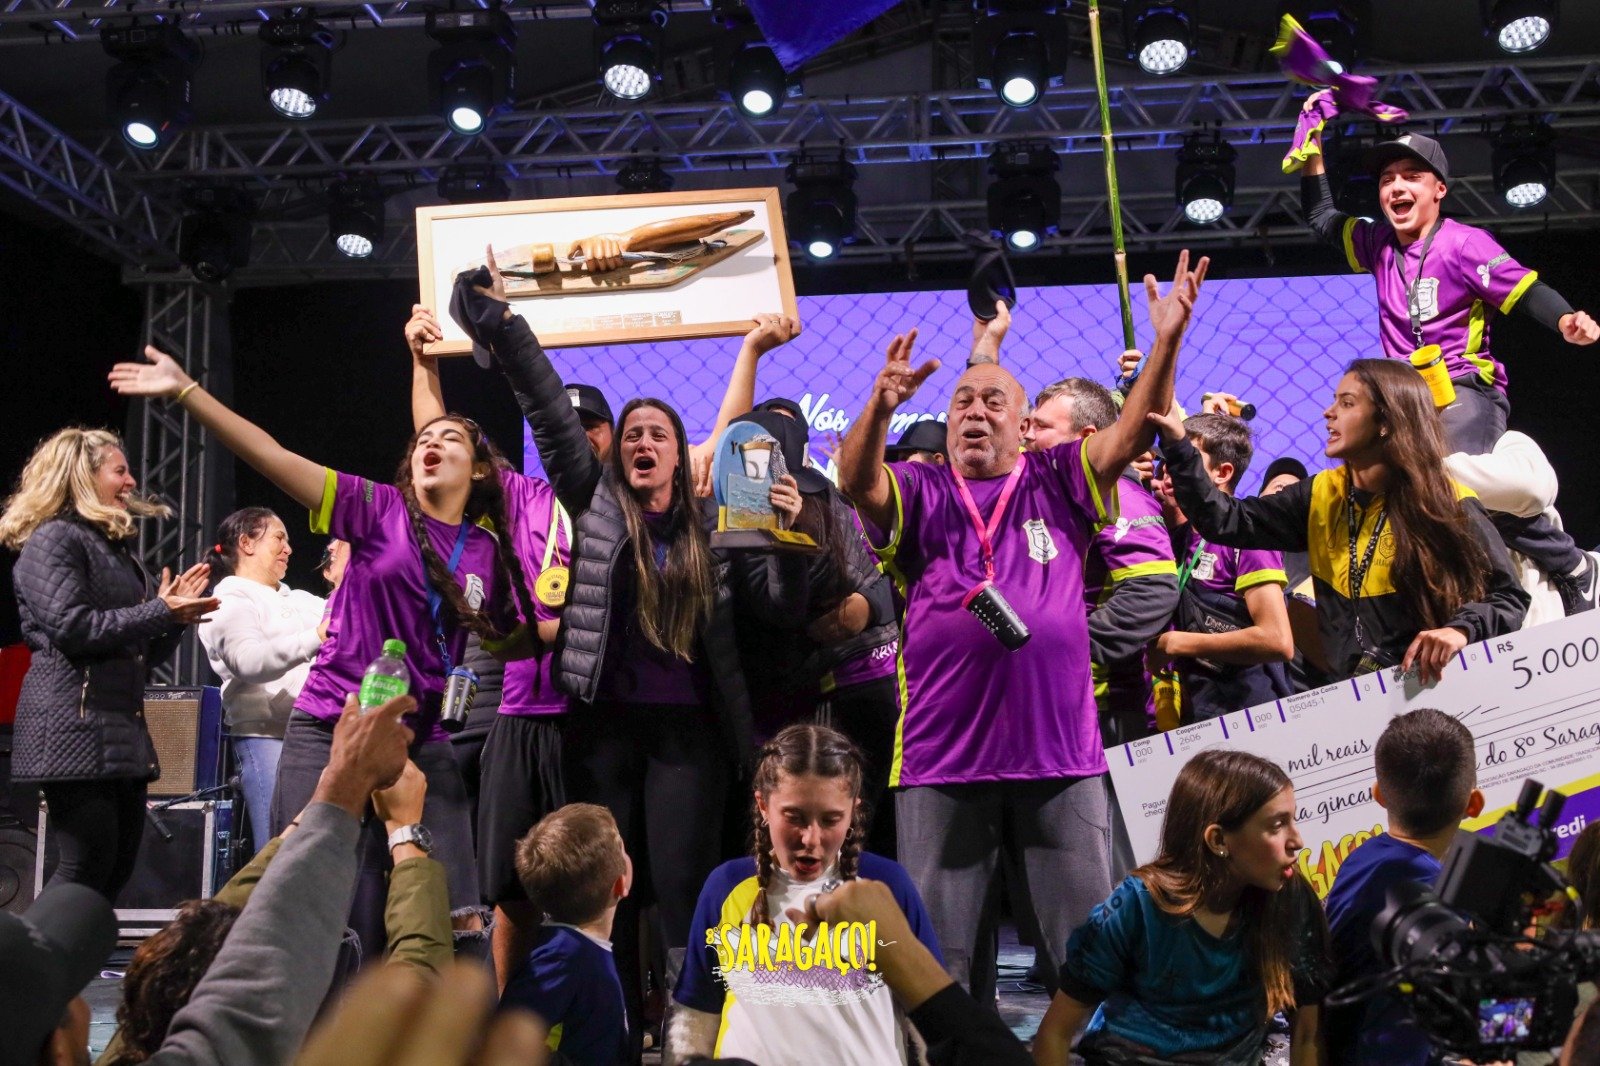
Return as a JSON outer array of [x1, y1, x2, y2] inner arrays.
[[387, 823, 434, 854]]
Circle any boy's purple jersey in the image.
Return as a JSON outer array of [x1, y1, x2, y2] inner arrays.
[[1342, 216, 1538, 392], [1083, 477, 1176, 728], [868, 441, 1111, 787]]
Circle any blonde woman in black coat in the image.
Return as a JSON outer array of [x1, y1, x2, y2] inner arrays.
[[0, 428, 216, 899]]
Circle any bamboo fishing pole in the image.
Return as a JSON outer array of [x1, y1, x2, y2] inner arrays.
[[1085, 0, 1136, 351]]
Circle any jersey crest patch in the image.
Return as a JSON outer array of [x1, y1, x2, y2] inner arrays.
[[1024, 518, 1058, 564], [464, 573, 485, 611], [1410, 277, 1441, 323], [1192, 551, 1218, 582]]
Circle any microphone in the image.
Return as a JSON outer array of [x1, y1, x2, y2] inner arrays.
[[146, 805, 174, 842]]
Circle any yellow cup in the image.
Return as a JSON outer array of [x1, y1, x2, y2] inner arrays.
[[1409, 345, 1456, 409]]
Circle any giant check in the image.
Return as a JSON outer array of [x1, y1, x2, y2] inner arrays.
[[1107, 611, 1600, 898]]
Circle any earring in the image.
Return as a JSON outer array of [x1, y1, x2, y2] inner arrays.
[[1216, 848, 1228, 859]]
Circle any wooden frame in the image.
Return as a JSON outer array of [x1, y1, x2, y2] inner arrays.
[[416, 187, 798, 353]]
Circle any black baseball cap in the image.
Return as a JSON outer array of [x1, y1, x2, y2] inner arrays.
[[562, 383, 614, 426], [756, 397, 806, 425], [1366, 133, 1450, 182], [1260, 456, 1308, 487], [886, 418, 949, 460], [0, 883, 117, 1065]]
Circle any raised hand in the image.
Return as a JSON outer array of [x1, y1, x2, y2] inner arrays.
[[1116, 349, 1144, 380], [162, 562, 211, 600], [471, 245, 509, 305], [744, 313, 802, 357], [968, 299, 1011, 365], [158, 564, 219, 624], [870, 329, 939, 414], [1560, 310, 1599, 346], [108, 345, 194, 399], [1144, 402, 1187, 444], [406, 305, 444, 362], [1200, 391, 1241, 416], [566, 233, 626, 273], [1145, 249, 1210, 340], [769, 473, 802, 530]]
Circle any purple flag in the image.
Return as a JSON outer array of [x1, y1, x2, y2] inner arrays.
[[746, 0, 903, 71], [1272, 14, 1408, 174]]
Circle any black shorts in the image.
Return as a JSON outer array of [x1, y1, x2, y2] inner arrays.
[[476, 713, 567, 905]]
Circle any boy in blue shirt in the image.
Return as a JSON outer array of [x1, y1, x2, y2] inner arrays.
[[503, 802, 632, 1066], [1324, 708, 1486, 1065]]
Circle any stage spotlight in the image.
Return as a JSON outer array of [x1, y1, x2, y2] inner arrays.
[[987, 141, 1060, 253], [102, 22, 198, 150], [1484, 0, 1556, 53], [786, 152, 857, 262], [260, 15, 334, 120], [974, 3, 1070, 110], [616, 157, 674, 194], [729, 44, 787, 117], [1493, 121, 1556, 209], [178, 187, 254, 283], [1128, 1, 1193, 76], [328, 179, 385, 259], [427, 9, 516, 136], [1279, 1, 1366, 75], [438, 164, 511, 204], [1176, 131, 1236, 225], [594, 0, 666, 102]]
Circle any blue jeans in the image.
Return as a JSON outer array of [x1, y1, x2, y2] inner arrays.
[[232, 735, 282, 855]]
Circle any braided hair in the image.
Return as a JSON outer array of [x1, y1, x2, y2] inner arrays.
[[392, 415, 538, 644], [748, 723, 871, 929]]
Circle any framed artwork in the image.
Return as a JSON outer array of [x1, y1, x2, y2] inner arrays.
[[415, 186, 798, 353]]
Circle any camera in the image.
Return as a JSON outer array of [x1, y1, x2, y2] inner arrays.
[[1327, 779, 1599, 1059]]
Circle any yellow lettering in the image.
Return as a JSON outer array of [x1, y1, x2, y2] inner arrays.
[[713, 925, 735, 973], [733, 926, 756, 972], [755, 923, 776, 970], [774, 924, 794, 966], [846, 923, 864, 970], [794, 924, 813, 970], [813, 921, 835, 972]]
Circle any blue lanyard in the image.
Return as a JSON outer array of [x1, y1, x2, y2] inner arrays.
[[426, 520, 473, 676]]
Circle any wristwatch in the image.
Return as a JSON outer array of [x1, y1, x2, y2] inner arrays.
[[387, 823, 434, 855]]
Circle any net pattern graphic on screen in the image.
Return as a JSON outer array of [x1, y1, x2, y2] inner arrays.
[[525, 273, 1381, 493]]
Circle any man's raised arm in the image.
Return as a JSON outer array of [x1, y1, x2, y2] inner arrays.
[[837, 329, 940, 532]]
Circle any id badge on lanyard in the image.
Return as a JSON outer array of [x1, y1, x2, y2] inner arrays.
[[951, 458, 1032, 651]]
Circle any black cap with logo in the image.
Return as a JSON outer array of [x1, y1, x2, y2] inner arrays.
[[1366, 133, 1450, 182], [886, 418, 949, 460], [562, 383, 614, 426]]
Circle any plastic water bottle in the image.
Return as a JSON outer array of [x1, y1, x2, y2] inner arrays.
[[358, 638, 410, 712]]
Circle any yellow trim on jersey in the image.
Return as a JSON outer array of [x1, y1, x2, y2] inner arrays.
[[546, 1023, 563, 1052], [1235, 568, 1289, 592], [309, 467, 337, 534], [1461, 299, 1498, 385], [712, 876, 768, 1058], [1079, 444, 1116, 529], [1106, 559, 1179, 583], [1499, 269, 1539, 315], [1341, 217, 1367, 274]]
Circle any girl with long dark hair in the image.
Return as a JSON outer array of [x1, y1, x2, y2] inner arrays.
[[1152, 358, 1527, 684], [0, 427, 216, 899], [109, 347, 536, 958], [197, 507, 327, 854], [1033, 749, 1331, 1065], [668, 723, 941, 1065]]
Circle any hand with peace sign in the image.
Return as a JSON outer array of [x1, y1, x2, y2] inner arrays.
[[868, 329, 941, 416], [839, 328, 942, 533]]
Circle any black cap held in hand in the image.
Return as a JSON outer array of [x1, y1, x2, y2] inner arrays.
[[447, 266, 511, 369]]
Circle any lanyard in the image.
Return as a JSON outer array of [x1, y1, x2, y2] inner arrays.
[[541, 503, 572, 570], [1345, 493, 1389, 602], [427, 520, 473, 675], [1394, 219, 1442, 348], [950, 455, 1028, 584], [1176, 536, 1208, 594]]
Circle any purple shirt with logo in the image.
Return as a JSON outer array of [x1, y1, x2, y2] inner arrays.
[[1083, 477, 1175, 728], [1344, 216, 1536, 392], [869, 440, 1109, 787], [298, 470, 512, 742], [498, 469, 568, 717]]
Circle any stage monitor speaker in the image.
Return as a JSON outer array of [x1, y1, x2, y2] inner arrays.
[[144, 686, 224, 798]]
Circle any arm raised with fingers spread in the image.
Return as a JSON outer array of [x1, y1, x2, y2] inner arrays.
[[837, 329, 940, 532]]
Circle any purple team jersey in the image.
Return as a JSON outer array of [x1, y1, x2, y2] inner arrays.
[[870, 440, 1110, 787], [1343, 216, 1537, 392], [298, 469, 512, 741], [498, 469, 568, 717], [1083, 477, 1176, 726]]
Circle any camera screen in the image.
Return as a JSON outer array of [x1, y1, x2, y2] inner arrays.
[[1477, 997, 1537, 1043]]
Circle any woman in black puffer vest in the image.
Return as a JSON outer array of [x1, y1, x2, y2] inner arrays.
[[0, 428, 216, 899]]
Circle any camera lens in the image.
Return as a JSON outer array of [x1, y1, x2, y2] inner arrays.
[[1373, 880, 1469, 968]]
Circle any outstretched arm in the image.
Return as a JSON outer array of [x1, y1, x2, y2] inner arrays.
[[837, 330, 940, 532], [967, 300, 1010, 367], [688, 312, 801, 493], [405, 305, 449, 431], [1085, 251, 1209, 503], [109, 348, 326, 511]]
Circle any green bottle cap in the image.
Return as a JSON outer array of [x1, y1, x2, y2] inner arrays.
[[382, 638, 407, 657]]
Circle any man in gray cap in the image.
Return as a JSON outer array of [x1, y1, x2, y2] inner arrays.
[[1298, 126, 1600, 614]]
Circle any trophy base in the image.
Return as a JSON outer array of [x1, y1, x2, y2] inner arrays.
[[711, 528, 822, 553]]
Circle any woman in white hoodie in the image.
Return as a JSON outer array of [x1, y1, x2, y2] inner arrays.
[[198, 508, 326, 852]]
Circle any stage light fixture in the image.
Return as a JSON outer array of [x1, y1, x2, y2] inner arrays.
[[427, 9, 517, 136], [786, 152, 857, 262], [1176, 131, 1236, 225], [328, 179, 385, 259], [1278, 1, 1366, 75], [728, 44, 787, 118], [1128, 1, 1193, 76], [260, 15, 334, 120], [594, 0, 666, 102], [178, 187, 254, 283], [1493, 121, 1556, 209], [987, 141, 1060, 253], [1483, 0, 1556, 53], [438, 164, 511, 204], [102, 22, 198, 150], [616, 157, 674, 194], [974, 3, 1070, 110]]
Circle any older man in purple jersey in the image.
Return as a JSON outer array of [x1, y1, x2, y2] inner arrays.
[[837, 251, 1207, 1003]]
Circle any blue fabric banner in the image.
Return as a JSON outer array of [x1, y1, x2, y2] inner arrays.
[[746, 0, 904, 70]]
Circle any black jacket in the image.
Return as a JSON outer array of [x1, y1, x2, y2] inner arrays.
[[11, 516, 181, 782], [489, 314, 802, 764]]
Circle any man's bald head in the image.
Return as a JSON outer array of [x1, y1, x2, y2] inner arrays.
[[947, 364, 1027, 478]]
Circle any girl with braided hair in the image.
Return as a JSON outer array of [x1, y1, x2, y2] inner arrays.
[[110, 346, 536, 960], [667, 723, 942, 1066]]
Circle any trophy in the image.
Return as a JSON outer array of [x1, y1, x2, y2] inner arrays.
[[710, 421, 820, 552]]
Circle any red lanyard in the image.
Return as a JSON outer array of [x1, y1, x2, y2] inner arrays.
[[950, 455, 1028, 584]]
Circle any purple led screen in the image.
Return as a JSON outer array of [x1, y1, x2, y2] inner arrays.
[[524, 274, 1381, 488]]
